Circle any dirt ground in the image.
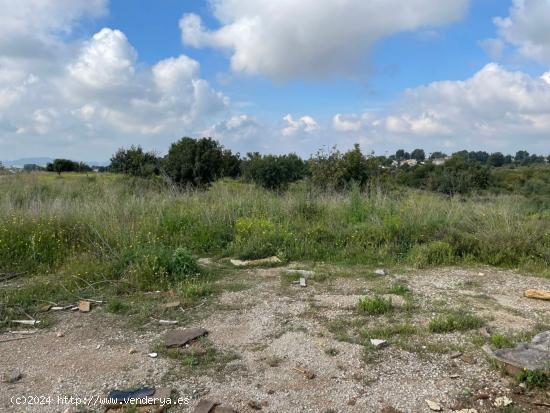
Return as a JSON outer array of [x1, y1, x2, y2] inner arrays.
[[1, 264, 549, 413]]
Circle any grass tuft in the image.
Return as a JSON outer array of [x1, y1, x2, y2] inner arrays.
[[429, 312, 484, 333], [358, 296, 393, 315]]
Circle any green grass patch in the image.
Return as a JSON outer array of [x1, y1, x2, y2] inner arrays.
[[358, 296, 393, 315], [429, 312, 484, 333]]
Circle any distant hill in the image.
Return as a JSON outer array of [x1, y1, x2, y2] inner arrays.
[[3, 158, 109, 168]]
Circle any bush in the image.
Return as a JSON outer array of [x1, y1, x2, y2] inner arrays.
[[46, 159, 91, 174], [122, 246, 200, 291], [164, 137, 240, 187], [309, 144, 376, 190], [429, 312, 484, 333], [409, 241, 455, 268], [242, 153, 306, 190], [110, 146, 160, 177]]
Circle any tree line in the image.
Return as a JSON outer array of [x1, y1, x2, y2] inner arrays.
[[35, 137, 550, 196]]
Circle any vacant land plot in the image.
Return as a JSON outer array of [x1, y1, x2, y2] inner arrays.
[[2, 262, 549, 412]]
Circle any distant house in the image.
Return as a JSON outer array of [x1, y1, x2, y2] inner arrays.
[[432, 157, 451, 166], [401, 159, 418, 167]]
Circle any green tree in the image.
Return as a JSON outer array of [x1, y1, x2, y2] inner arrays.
[[488, 152, 505, 167], [110, 146, 160, 177], [46, 159, 84, 175], [411, 149, 426, 162], [164, 137, 239, 187]]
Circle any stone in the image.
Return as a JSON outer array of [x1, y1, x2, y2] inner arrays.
[[1, 369, 22, 383], [494, 396, 513, 407], [164, 328, 208, 348], [370, 339, 388, 348], [491, 331, 550, 375], [425, 400, 442, 411], [374, 269, 386, 276]]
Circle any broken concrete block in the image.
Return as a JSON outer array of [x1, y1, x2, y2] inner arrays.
[[491, 331, 550, 376], [78, 300, 91, 313], [164, 328, 208, 348], [230, 256, 281, 267], [370, 339, 388, 348], [285, 269, 315, 277]]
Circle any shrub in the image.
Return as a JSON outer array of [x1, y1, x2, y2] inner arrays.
[[170, 247, 200, 279], [409, 241, 455, 268], [429, 312, 484, 333], [517, 369, 549, 389], [110, 146, 160, 177], [242, 153, 307, 190], [106, 298, 130, 314], [358, 296, 393, 315]]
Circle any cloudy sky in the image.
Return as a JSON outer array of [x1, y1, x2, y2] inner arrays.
[[1, 0, 550, 161]]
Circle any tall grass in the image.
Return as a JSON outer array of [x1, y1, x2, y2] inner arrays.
[[0, 173, 548, 275]]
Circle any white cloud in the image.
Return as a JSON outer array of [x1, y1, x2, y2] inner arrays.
[[333, 113, 373, 132], [282, 114, 319, 136], [0, 3, 230, 160], [495, 0, 550, 63], [337, 64, 550, 152], [180, 0, 469, 79]]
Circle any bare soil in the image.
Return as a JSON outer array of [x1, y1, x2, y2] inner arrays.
[[1, 265, 549, 413]]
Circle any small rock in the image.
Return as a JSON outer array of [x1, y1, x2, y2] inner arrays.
[[449, 374, 460, 379], [148, 353, 158, 358], [95, 344, 101, 350], [478, 272, 485, 276], [129, 348, 137, 354], [1, 370, 22, 384], [474, 393, 489, 401], [494, 396, 513, 408], [370, 339, 388, 348], [347, 398, 356, 406], [381, 407, 404, 413], [248, 400, 262, 410], [374, 269, 386, 276], [426, 400, 442, 411], [266, 389, 275, 395], [450, 351, 463, 359], [56, 332, 64, 338]]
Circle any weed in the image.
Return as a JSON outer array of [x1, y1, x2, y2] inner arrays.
[[429, 312, 484, 333], [106, 298, 129, 314], [358, 296, 393, 315], [325, 348, 339, 357], [490, 334, 514, 349], [387, 282, 411, 296], [517, 369, 549, 389]]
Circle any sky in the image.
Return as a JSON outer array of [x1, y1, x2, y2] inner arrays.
[[1, 0, 550, 162]]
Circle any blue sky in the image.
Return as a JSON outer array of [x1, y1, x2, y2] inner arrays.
[[1, 0, 549, 161]]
